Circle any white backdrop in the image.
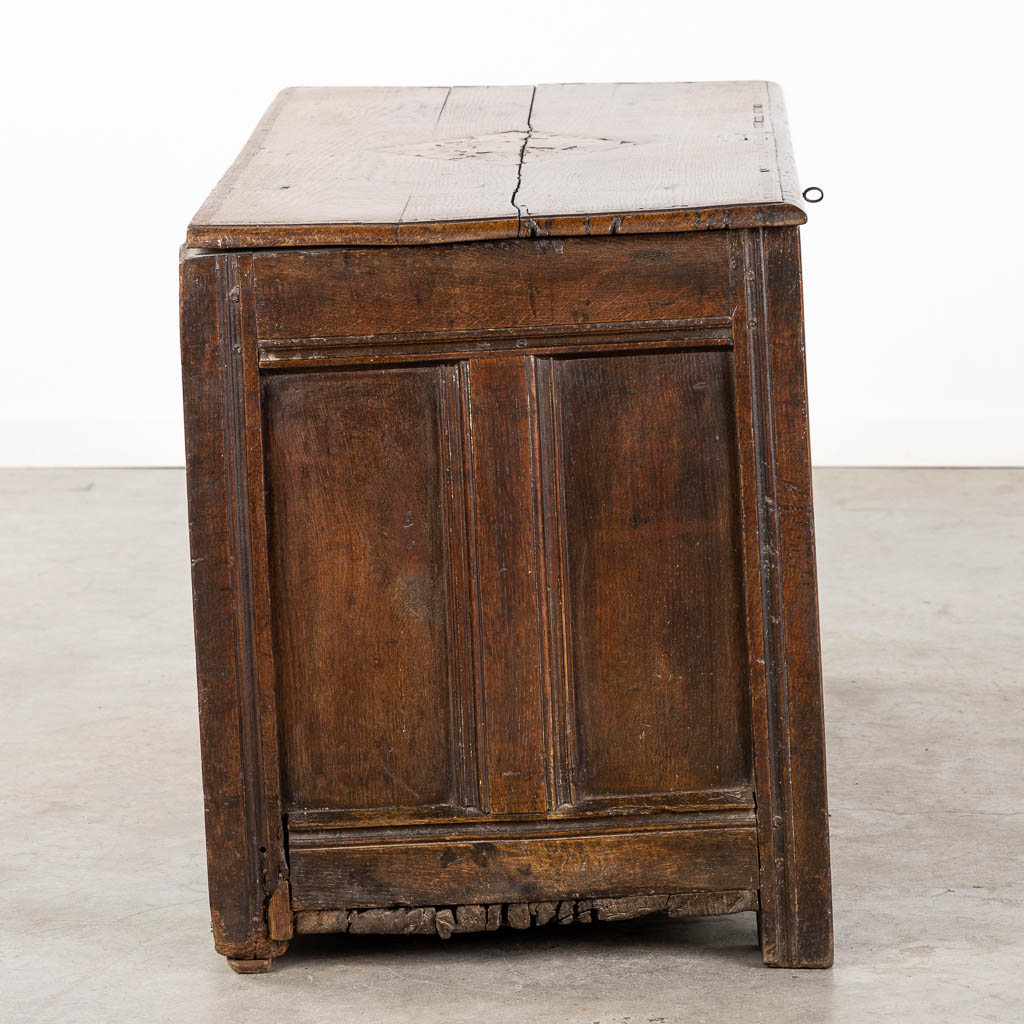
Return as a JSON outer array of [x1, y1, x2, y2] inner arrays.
[[2, 1, 1021, 466]]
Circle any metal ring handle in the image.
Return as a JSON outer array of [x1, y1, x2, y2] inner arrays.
[[803, 186, 824, 203]]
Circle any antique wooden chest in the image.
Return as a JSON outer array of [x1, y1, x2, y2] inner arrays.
[[180, 81, 832, 972]]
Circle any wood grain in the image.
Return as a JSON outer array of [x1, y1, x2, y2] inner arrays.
[[518, 82, 792, 224], [730, 226, 833, 968], [541, 350, 751, 802], [180, 251, 288, 965], [285, 788, 755, 831], [286, 806, 756, 847], [191, 85, 530, 241], [463, 356, 549, 814], [181, 79, 832, 974], [757, 227, 833, 967], [263, 368, 459, 812], [288, 825, 760, 909], [257, 321, 733, 371], [187, 82, 806, 248], [252, 233, 731, 341]]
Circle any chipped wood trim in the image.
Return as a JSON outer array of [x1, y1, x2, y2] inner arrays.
[[187, 203, 806, 250], [266, 878, 293, 942], [294, 890, 759, 937]]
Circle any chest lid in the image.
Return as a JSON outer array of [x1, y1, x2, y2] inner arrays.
[[187, 81, 806, 250]]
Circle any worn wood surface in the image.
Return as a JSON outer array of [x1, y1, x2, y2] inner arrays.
[[293, 890, 758, 937], [252, 233, 731, 341], [729, 226, 834, 968], [264, 367, 458, 812], [542, 349, 750, 802], [188, 82, 805, 248], [288, 825, 760, 909], [179, 253, 288, 967], [180, 81, 831, 973], [259, 330, 760, 828]]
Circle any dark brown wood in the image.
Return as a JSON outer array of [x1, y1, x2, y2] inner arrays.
[[251, 233, 731, 341], [462, 355, 551, 814], [288, 824, 760, 909], [257, 320, 733, 372], [179, 252, 288, 967], [180, 81, 832, 974], [263, 367, 461, 813], [188, 83, 805, 249], [729, 226, 834, 968], [539, 349, 750, 803], [284, 788, 754, 829]]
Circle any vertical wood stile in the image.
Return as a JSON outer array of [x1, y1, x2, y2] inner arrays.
[[237, 256, 288, 905], [181, 251, 288, 964], [439, 364, 481, 810], [461, 356, 549, 815], [730, 227, 833, 968], [533, 357, 579, 808]]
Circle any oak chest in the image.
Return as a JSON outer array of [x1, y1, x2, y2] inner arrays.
[[180, 81, 833, 972]]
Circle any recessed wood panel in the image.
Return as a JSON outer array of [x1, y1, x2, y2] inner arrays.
[[263, 368, 459, 812], [547, 350, 751, 800]]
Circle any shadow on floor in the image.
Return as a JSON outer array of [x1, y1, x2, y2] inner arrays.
[[277, 912, 764, 972]]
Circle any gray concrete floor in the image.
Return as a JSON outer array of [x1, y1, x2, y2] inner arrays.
[[1, 468, 1022, 1023]]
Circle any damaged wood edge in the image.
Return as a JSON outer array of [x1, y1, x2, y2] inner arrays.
[[185, 202, 806, 250], [218, 875, 292, 972], [293, 890, 759, 937], [267, 877, 293, 941]]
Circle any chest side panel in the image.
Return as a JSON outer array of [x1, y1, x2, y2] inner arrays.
[[248, 231, 768, 914], [263, 367, 469, 813]]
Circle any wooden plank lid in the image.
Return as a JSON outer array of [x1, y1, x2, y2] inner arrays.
[[187, 81, 806, 249]]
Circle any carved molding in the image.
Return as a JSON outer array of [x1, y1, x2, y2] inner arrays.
[[257, 319, 733, 370]]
